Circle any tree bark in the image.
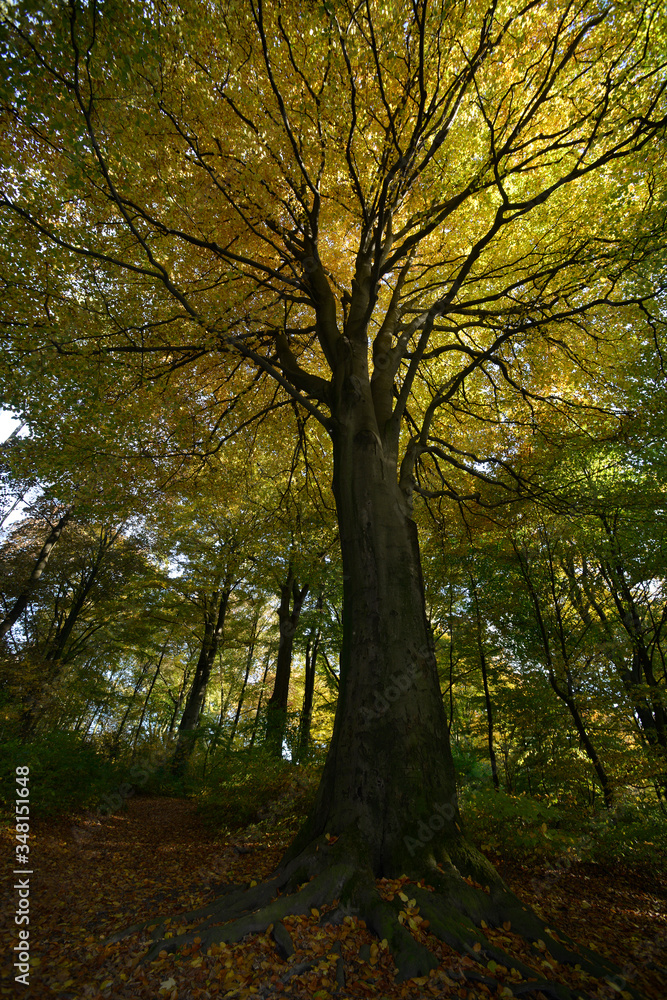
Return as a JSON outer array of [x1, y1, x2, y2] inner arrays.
[[0, 507, 71, 641], [227, 603, 260, 750], [283, 421, 469, 877], [265, 565, 309, 759], [470, 575, 500, 791], [170, 584, 230, 774], [296, 591, 322, 762]]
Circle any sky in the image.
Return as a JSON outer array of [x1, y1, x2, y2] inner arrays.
[[1, 408, 33, 531], [0, 408, 25, 443]]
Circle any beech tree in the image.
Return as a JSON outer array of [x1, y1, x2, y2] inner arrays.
[[1, 0, 666, 988]]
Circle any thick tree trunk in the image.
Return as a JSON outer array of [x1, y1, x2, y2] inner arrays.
[[138, 386, 634, 999], [284, 423, 471, 878]]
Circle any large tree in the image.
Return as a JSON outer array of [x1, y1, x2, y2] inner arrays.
[[1, 0, 666, 990]]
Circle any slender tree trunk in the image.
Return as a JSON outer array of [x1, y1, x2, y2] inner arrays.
[[249, 644, 272, 749], [512, 539, 614, 808], [227, 604, 260, 750], [171, 585, 230, 773], [0, 507, 71, 640], [265, 565, 309, 758], [470, 575, 499, 791], [296, 591, 323, 762], [19, 524, 120, 737], [550, 668, 614, 809], [131, 644, 168, 759], [111, 661, 151, 758]]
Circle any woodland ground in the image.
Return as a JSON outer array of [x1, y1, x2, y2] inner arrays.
[[0, 795, 665, 1000]]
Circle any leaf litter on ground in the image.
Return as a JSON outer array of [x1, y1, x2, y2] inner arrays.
[[1, 796, 665, 999]]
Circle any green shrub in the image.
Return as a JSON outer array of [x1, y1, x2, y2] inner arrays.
[[586, 805, 667, 871], [460, 786, 579, 862], [461, 785, 667, 871], [0, 731, 127, 818], [196, 747, 322, 836]]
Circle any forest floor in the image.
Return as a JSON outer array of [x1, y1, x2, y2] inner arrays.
[[1, 795, 665, 1000]]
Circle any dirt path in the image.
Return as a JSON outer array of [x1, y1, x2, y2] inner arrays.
[[1, 796, 665, 999]]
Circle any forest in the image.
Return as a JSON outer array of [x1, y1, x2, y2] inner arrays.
[[0, 0, 666, 998]]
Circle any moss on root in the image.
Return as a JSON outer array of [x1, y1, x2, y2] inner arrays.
[[114, 830, 648, 1000]]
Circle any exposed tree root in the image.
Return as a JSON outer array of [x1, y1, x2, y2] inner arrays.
[[116, 830, 647, 999]]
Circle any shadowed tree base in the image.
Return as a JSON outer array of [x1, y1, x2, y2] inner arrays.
[[111, 825, 645, 1000]]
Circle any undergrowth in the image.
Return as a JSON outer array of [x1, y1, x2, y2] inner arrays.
[[461, 785, 667, 871], [0, 731, 127, 817], [2, 728, 664, 875], [195, 747, 323, 837]]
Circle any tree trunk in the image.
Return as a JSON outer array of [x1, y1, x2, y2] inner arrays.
[[110, 660, 151, 758], [170, 585, 230, 774], [131, 645, 168, 759], [142, 370, 630, 997], [284, 424, 469, 877], [512, 538, 614, 809], [227, 604, 260, 750], [265, 565, 309, 758], [19, 524, 120, 737], [470, 575, 500, 791], [248, 644, 271, 749], [296, 591, 322, 762], [0, 507, 71, 641]]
